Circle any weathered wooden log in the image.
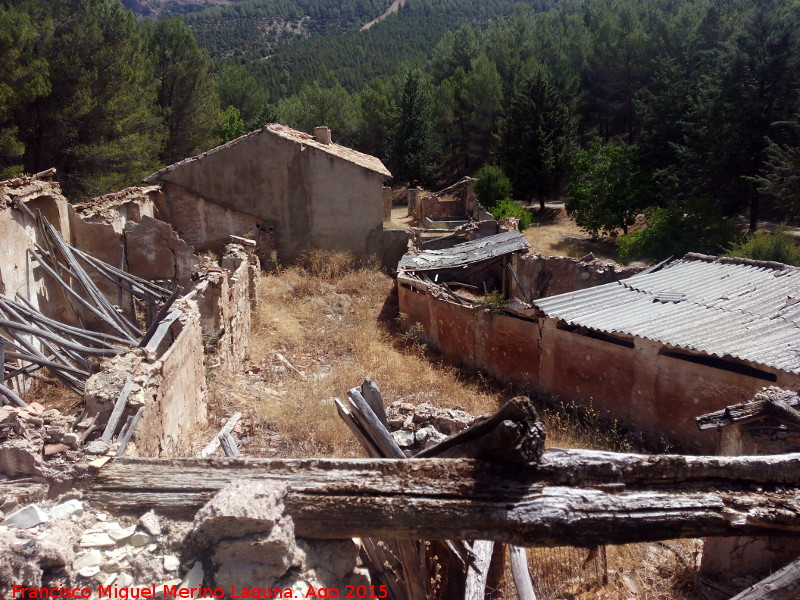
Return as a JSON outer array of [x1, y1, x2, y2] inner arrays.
[[416, 396, 545, 463], [360, 378, 388, 428], [138, 288, 182, 348], [85, 452, 800, 547], [116, 406, 144, 457], [463, 541, 494, 600], [768, 398, 800, 428], [729, 555, 800, 600], [101, 377, 133, 443], [697, 393, 800, 430], [219, 432, 240, 458], [197, 412, 242, 458], [347, 387, 405, 459], [509, 546, 537, 600]]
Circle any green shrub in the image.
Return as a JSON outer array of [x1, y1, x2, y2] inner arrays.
[[725, 230, 800, 265], [617, 202, 739, 264], [491, 197, 533, 230], [474, 164, 512, 211]]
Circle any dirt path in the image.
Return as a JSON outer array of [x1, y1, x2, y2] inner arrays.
[[361, 0, 406, 30]]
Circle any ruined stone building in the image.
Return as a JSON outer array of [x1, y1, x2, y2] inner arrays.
[[399, 240, 800, 452], [144, 123, 393, 265]]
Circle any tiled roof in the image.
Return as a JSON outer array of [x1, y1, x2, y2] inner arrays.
[[534, 255, 800, 374], [145, 123, 391, 182], [398, 231, 530, 272]]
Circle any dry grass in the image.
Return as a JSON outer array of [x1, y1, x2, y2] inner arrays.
[[213, 248, 701, 600], [523, 204, 621, 261], [242, 248, 508, 457]]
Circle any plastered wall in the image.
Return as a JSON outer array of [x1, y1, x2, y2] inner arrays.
[[150, 131, 386, 263], [398, 276, 800, 453]]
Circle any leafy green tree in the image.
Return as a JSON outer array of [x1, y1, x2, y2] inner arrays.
[[566, 138, 650, 237], [220, 106, 246, 142], [491, 197, 533, 230], [16, 0, 164, 197], [0, 5, 49, 177], [146, 17, 222, 164], [386, 69, 440, 187], [498, 66, 576, 209], [276, 76, 360, 144], [216, 64, 270, 129], [726, 231, 800, 266], [356, 77, 395, 158], [474, 164, 512, 210]]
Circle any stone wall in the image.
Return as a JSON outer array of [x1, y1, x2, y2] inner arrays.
[[398, 276, 800, 453], [511, 252, 642, 300], [84, 298, 207, 458], [149, 130, 386, 263], [195, 245, 260, 370]]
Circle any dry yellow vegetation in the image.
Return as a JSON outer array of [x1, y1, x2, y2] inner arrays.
[[205, 249, 701, 600]]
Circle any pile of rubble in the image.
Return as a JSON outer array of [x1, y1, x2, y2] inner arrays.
[[0, 404, 88, 485], [386, 401, 475, 454]]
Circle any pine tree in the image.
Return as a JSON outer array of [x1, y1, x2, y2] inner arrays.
[[146, 17, 222, 164], [16, 0, 164, 197], [499, 66, 576, 209], [386, 69, 440, 187]]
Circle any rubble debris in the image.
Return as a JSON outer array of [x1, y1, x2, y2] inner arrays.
[[386, 401, 475, 454], [1, 503, 49, 529]]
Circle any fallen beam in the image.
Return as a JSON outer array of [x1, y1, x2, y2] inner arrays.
[[729, 555, 800, 600], [85, 452, 800, 547]]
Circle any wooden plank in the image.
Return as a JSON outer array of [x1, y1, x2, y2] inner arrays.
[[509, 546, 537, 600], [729, 555, 800, 600], [767, 399, 800, 428], [101, 377, 134, 443], [0, 381, 26, 407], [360, 378, 389, 428], [347, 387, 405, 459], [85, 452, 800, 546], [464, 541, 494, 600], [416, 396, 544, 463], [219, 432, 240, 458], [116, 406, 144, 457], [335, 399, 382, 459], [138, 288, 182, 348], [143, 310, 183, 354], [197, 412, 242, 458]]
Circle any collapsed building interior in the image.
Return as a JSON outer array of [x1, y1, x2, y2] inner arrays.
[[1, 126, 800, 600]]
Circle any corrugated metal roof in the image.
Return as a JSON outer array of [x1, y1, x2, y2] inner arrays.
[[534, 257, 800, 374], [398, 231, 530, 272]]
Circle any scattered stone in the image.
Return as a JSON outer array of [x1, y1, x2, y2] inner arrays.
[[163, 555, 180, 572], [117, 572, 134, 587], [180, 562, 203, 589], [85, 440, 110, 455], [78, 566, 101, 578], [73, 549, 103, 571], [391, 429, 414, 448], [44, 443, 70, 456], [60, 432, 79, 445], [138, 511, 162, 536], [130, 532, 155, 547], [109, 524, 137, 542], [79, 532, 116, 548], [1, 504, 49, 529], [415, 425, 445, 446], [50, 499, 84, 520], [132, 551, 166, 582]]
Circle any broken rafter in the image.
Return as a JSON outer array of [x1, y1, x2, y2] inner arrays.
[[728, 554, 800, 600], [87, 451, 800, 545], [197, 412, 243, 458]]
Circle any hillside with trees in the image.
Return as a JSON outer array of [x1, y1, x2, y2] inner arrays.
[[1, 0, 799, 264]]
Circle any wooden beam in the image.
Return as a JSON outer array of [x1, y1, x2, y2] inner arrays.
[[729, 555, 800, 600], [85, 452, 800, 547], [509, 546, 537, 600]]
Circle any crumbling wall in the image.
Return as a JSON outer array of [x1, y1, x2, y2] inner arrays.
[[148, 131, 385, 264], [511, 252, 642, 300], [398, 276, 799, 452], [0, 177, 74, 325], [195, 245, 260, 370], [412, 177, 476, 223], [84, 299, 207, 458], [124, 216, 198, 290]]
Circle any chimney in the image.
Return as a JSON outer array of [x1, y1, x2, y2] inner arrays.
[[314, 126, 331, 145]]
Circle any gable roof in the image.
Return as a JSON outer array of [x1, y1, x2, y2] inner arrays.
[[145, 123, 391, 182], [398, 230, 530, 272], [534, 254, 800, 374]]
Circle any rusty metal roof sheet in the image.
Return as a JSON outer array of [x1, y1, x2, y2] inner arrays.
[[534, 257, 800, 374], [398, 231, 530, 272]]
